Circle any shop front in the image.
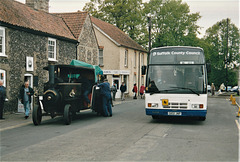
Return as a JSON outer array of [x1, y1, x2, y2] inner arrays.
[[103, 70, 130, 98]]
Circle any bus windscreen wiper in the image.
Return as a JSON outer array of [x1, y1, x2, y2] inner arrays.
[[170, 87, 200, 96]]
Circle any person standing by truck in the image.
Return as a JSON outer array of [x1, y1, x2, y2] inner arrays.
[[98, 79, 112, 117]]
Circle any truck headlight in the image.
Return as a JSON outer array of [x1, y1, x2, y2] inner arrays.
[[39, 96, 43, 101]]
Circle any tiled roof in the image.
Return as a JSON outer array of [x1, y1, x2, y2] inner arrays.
[[0, 0, 76, 41], [54, 12, 88, 39], [91, 16, 147, 53]]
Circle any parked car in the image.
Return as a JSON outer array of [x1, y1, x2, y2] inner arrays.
[[230, 86, 239, 92]]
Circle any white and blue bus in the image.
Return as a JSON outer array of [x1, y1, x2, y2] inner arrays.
[[144, 46, 207, 121]]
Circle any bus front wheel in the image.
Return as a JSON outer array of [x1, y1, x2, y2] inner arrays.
[[199, 117, 206, 121], [152, 115, 159, 119]]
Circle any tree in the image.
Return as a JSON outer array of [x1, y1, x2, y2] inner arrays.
[[144, 0, 201, 48], [83, 0, 144, 42], [204, 19, 240, 87]]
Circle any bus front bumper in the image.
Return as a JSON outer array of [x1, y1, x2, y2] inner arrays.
[[146, 109, 207, 117]]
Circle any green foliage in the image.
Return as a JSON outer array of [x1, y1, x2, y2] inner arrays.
[[204, 19, 240, 86], [83, 0, 144, 42], [147, 0, 201, 48]]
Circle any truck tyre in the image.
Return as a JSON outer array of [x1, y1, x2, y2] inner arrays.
[[32, 105, 42, 125], [64, 104, 72, 125]]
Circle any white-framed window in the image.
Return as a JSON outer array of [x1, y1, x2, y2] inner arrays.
[[134, 51, 137, 68], [99, 48, 103, 66], [48, 38, 56, 61], [124, 49, 128, 67], [0, 69, 6, 87], [0, 27, 6, 57]]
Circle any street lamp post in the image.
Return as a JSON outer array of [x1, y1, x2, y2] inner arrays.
[[226, 18, 229, 91], [147, 16, 152, 55]]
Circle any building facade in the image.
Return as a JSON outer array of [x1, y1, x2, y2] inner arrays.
[[91, 17, 148, 98]]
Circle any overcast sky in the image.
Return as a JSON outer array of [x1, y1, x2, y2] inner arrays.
[[15, 0, 239, 38]]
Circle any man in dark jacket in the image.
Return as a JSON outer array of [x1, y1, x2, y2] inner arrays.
[[0, 80, 6, 119], [98, 79, 112, 117], [19, 81, 34, 119], [120, 82, 126, 101]]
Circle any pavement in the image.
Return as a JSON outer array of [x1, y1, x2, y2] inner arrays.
[[0, 96, 139, 131]]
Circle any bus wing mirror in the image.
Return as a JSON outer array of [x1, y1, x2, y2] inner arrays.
[[206, 63, 211, 73], [142, 65, 147, 75]]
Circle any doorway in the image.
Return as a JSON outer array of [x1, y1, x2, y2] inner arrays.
[[113, 76, 121, 98]]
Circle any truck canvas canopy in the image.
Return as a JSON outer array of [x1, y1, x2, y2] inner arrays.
[[70, 60, 103, 82]]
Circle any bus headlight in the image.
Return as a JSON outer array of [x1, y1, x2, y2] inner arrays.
[[148, 103, 158, 108], [191, 104, 204, 109]]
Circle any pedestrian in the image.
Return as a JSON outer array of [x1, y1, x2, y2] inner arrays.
[[132, 83, 138, 99], [111, 83, 117, 101], [211, 83, 215, 96], [19, 81, 34, 119], [0, 80, 6, 120], [98, 79, 112, 117], [120, 82, 126, 101], [140, 84, 145, 99]]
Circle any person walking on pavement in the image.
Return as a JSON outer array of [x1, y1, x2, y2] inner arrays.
[[211, 83, 215, 96], [19, 81, 34, 119], [133, 83, 138, 99], [0, 80, 6, 120], [111, 83, 117, 101], [140, 84, 145, 99], [120, 82, 126, 101], [98, 79, 112, 117]]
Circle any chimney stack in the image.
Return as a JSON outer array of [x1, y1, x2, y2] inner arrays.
[[26, 0, 49, 13]]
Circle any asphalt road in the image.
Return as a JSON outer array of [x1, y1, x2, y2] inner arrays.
[[1, 96, 239, 161]]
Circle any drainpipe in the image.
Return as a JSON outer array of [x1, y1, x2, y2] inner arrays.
[[76, 42, 79, 60]]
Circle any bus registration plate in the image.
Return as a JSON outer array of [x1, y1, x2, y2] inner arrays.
[[168, 112, 182, 116]]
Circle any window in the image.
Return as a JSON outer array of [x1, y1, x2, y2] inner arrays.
[[99, 48, 103, 66], [48, 38, 56, 61], [0, 27, 6, 56], [124, 49, 128, 67], [0, 69, 6, 87], [134, 51, 137, 68]]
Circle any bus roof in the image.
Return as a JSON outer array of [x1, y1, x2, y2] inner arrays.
[[150, 46, 204, 52], [149, 46, 205, 65]]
